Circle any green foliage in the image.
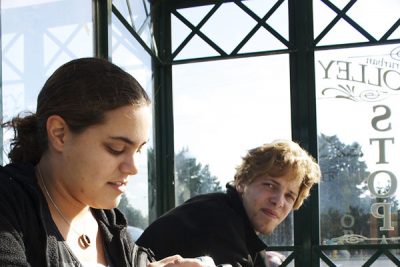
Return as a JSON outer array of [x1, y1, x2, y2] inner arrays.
[[117, 147, 222, 226], [118, 194, 148, 229], [175, 147, 223, 205], [318, 134, 376, 242], [321, 208, 343, 240], [318, 134, 371, 214]]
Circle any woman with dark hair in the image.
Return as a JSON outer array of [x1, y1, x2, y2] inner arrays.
[[0, 58, 205, 267]]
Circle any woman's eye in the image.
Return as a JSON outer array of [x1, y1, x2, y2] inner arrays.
[[107, 146, 124, 155]]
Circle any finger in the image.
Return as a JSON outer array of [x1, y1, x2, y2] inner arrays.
[[148, 255, 183, 267], [167, 258, 204, 267], [161, 255, 183, 264]]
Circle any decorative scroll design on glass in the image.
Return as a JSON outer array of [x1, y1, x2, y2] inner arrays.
[[321, 84, 389, 102], [329, 234, 400, 245], [391, 46, 400, 61]]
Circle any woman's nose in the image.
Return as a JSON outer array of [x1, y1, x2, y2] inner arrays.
[[120, 155, 138, 175]]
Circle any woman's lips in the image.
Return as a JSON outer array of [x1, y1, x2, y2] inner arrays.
[[108, 181, 128, 193]]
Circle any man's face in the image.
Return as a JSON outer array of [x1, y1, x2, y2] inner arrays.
[[237, 171, 302, 234]]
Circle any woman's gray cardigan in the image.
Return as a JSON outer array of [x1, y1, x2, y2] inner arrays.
[[0, 163, 154, 267]]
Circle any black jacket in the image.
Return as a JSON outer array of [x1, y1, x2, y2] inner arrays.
[[137, 184, 267, 267], [0, 163, 154, 267]]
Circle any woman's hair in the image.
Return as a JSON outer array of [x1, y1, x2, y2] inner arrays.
[[234, 139, 321, 210], [2, 57, 151, 165]]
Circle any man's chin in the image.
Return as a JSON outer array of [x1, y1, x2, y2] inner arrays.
[[256, 225, 275, 235]]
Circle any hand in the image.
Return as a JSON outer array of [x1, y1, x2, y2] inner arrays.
[[148, 255, 206, 267], [265, 251, 286, 267]]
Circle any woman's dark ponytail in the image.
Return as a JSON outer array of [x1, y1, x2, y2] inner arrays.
[[2, 113, 43, 164]]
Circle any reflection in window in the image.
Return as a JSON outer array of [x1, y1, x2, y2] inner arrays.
[[111, 12, 153, 230], [1, 0, 93, 164], [112, 0, 154, 51], [316, 44, 400, 265]]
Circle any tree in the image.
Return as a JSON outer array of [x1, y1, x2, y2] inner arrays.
[[318, 133, 371, 214], [118, 194, 148, 229], [318, 134, 372, 242], [175, 147, 223, 205]]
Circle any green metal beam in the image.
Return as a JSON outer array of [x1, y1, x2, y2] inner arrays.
[[288, 0, 319, 266], [151, 1, 176, 220], [0, 8, 2, 164], [92, 0, 111, 60]]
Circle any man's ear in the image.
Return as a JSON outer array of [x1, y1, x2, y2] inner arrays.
[[46, 115, 68, 152], [236, 183, 244, 193]]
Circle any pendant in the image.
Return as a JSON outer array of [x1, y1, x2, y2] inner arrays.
[[78, 234, 91, 249]]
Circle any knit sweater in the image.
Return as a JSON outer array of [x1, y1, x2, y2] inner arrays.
[[0, 163, 154, 267]]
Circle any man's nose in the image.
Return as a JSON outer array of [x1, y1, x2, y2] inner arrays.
[[270, 191, 285, 208]]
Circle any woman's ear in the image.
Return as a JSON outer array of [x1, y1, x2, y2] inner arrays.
[[46, 115, 68, 152]]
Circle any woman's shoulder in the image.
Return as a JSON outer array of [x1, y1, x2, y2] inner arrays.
[[0, 163, 39, 205], [0, 162, 35, 185]]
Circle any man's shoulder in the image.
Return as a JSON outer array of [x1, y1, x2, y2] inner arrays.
[[185, 191, 230, 206], [171, 192, 231, 216], [149, 191, 242, 233]]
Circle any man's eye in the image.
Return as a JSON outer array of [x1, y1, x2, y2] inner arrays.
[[286, 194, 296, 203], [264, 182, 274, 189]]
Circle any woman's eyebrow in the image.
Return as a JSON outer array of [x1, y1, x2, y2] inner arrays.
[[109, 136, 149, 147], [109, 136, 134, 145]]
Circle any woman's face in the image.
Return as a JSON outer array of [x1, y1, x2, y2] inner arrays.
[[237, 171, 302, 235], [58, 105, 151, 209]]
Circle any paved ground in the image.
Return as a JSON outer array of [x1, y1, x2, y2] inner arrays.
[[280, 257, 399, 266], [320, 258, 399, 267]]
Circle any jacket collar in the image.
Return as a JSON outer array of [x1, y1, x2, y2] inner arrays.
[[226, 183, 267, 252]]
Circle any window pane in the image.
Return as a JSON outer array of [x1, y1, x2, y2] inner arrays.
[[316, 43, 400, 260], [173, 55, 292, 245], [111, 12, 154, 234], [113, 0, 154, 49], [320, 249, 399, 267], [172, 1, 288, 61], [313, 0, 400, 45], [1, 0, 93, 163]]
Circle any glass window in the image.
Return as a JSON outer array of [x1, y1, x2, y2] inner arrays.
[[111, 11, 154, 233], [172, 1, 289, 61], [313, 0, 400, 46], [173, 55, 292, 245], [112, 0, 153, 49], [1, 0, 93, 163], [316, 43, 400, 265]]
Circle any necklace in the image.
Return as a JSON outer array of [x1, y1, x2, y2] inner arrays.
[[36, 166, 91, 249]]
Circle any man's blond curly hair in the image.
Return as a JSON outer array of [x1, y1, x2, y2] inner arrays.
[[233, 139, 321, 210]]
